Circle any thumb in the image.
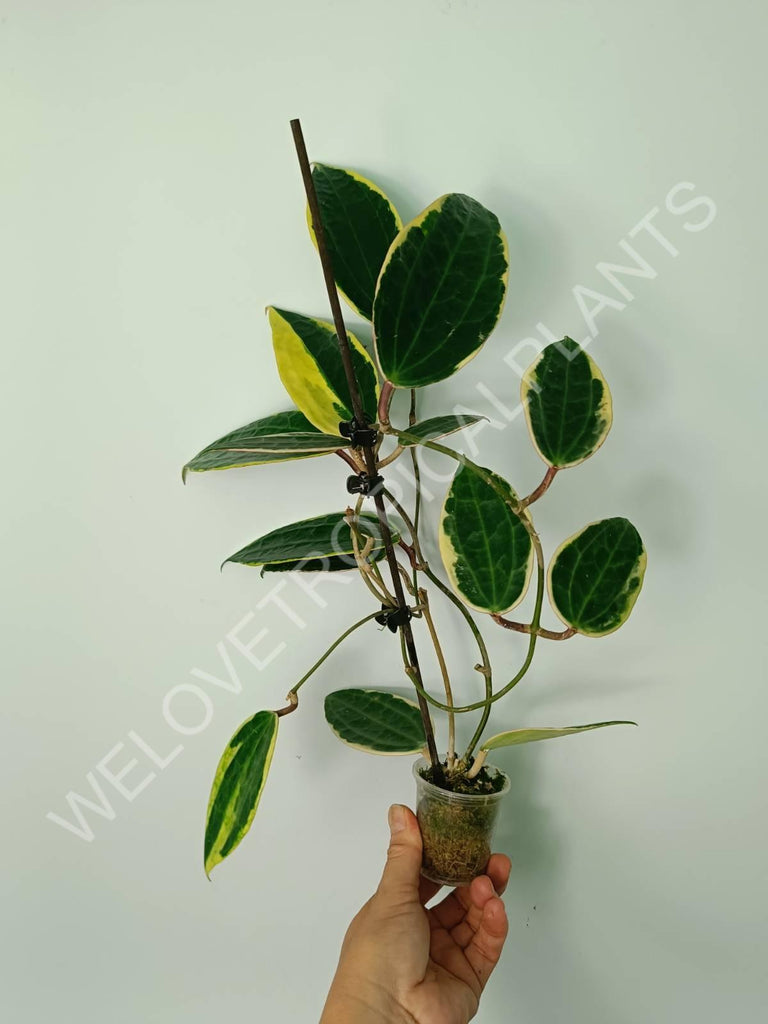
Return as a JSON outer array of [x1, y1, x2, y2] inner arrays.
[[377, 804, 423, 903]]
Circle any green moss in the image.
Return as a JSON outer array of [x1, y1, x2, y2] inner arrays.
[[416, 761, 506, 886]]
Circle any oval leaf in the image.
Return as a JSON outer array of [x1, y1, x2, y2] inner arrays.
[[309, 163, 402, 320], [373, 193, 508, 388], [481, 720, 636, 752], [183, 411, 338, 481], [439, 464, 533, 614], [548, 517, 647, 637], [397, 413, 485, 446], [204, 710, 278, 877], [224, 512, 399, 573], [522, 337, 613, 468], [268, 306, 379, 435], [324, 688, 426, 754]]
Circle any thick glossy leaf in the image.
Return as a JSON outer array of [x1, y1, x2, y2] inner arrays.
[[183, 411, 338, 481], [204, 710, 278, 877], [373, 193, 508, 388], [224, 512, 398, 573], [548, 517, 647, 637], [324, 688, 426, 754], [309, 163, 402, 320], [268, 307, 379, 435], [480, 720, 636, 752], [397, 413, 485, 446], [210, 431, 346, 454], [439, 464, 533, 614], [522, 337, 613, 468]]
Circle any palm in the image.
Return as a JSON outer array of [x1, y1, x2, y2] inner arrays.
[[402, 855, 511, 1024]]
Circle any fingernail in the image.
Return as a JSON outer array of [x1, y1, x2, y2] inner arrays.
[[388, 804, 406, 834]]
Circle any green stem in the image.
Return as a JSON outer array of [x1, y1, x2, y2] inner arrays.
[[289, 611, 384, 695], [405, 564, 543, 714], [384, 434, 546, 728], [382, 487, 495, 745]]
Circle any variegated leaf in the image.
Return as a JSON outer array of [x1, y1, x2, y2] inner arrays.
[[548, 518, 646, 637], [397, 413, 485, 446], [309, 163, 402, 320], [439, 464, 533, 614], [204, 710, 278, 877], [224, 512, 398, 573], [268, 306, 379, 435], [182, 410, 338, 481], [373, 193, 508, 388], [324, 689, 426, 754], [522, 337, 612, 468], [480, 721, 636, 752]]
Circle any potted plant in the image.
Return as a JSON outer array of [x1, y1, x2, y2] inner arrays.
[[183, 121, 646, 886]]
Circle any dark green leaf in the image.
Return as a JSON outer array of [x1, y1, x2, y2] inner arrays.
[[224, 512, 399, 573], [439, 464, 533, 613], [397, 413, 485, 446], [204, 710, 278, 876], [183, 411, 336, 481], [522, 337, 613, 468], [373, 193, 508, 388], [548, 518, 647, 636], [481, 721, 636, 752], [210, 431, 345, 454], [310, 164, 402, 320], [324, 688, 426, 754]]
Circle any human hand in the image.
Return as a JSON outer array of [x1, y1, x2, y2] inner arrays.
[[320, 803, 511, 1023]]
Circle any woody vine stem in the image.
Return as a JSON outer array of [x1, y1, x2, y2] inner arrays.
[[290, 119, 444, 778]]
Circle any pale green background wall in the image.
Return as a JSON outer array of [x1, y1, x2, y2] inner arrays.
[[3, 1, 766, 1021]]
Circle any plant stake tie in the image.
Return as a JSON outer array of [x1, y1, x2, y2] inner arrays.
[[289, 117, 443, 779]]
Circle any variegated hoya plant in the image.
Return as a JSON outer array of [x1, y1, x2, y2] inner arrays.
[[185, 151, 647, 877]]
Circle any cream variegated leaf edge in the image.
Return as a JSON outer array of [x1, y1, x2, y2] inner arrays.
[[204, 710, 278, 877], [481, 721, 636, 751], [521, 341, 613, 469], [373, 194, 509, 388], [306, 163, 403, 320], [438, 467, 534, 615]]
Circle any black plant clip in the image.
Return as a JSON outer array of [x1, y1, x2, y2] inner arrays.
[[346, 472, 384, 496], [339, 418, 379, 449], [375, 604, 413, 633]]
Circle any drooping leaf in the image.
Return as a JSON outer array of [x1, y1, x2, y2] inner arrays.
[[324, 688, 426, 754], [204, 710, 278, 877], [183, 411, 339, 481], [548, 518, 646, 637], [439, 464, 533, 614], [224, 512, 399, 573], [309, 164, 402, 320], [373, 193, 508, 388], [522, 337, 613, 468], [268, 307, 379, 435], [397, 413, 485, 446], [480, 720, 636, 752]]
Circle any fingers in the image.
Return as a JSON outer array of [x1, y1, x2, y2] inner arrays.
[[448, 875, 499, 948], [486, 853, 511, 897], [428, 854, 511, 931], [376, 804, 423, 905], [464, 893, 509, 989]]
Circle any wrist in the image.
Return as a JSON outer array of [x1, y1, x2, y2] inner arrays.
[[320, 976, 413, 1024]]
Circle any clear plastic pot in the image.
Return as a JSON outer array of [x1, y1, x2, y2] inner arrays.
[[413, 757, 511, 887]]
